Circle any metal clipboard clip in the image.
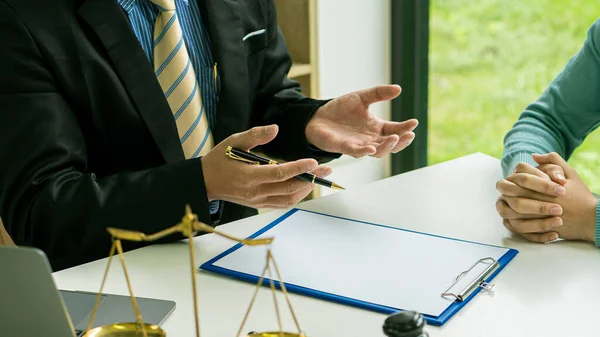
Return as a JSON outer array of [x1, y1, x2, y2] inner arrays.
[[441, 257, 499, 302]]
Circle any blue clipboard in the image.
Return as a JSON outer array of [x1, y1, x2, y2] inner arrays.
[[200, 209, 518, 326]]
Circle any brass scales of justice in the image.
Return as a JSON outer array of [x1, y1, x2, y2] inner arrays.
[[83, 205, 306, 337]]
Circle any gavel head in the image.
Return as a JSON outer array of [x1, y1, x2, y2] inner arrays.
[[383, 310, 427, 337]]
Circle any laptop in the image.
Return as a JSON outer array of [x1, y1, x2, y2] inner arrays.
[[0, 245, 176, 337]]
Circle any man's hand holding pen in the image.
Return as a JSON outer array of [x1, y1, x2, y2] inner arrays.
[[201, 125, 333, 209]]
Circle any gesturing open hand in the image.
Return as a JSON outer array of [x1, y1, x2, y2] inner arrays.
[[305, 85, 418, 158]]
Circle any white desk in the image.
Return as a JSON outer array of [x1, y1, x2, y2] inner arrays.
[[53, 153, 600, 336]]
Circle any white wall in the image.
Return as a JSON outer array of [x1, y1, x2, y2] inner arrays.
[[316, 0, 391, 196]]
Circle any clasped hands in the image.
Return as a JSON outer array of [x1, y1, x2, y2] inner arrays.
[[496, 153, 597, 244], [201, 85, 418, 209]]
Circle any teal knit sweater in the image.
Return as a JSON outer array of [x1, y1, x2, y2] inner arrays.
[[502, 19, 600, 247]]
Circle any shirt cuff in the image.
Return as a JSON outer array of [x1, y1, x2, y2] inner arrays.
[[209, 200, 219, 214], [501, 152, 539, 177], [209, 200, 222, 226]]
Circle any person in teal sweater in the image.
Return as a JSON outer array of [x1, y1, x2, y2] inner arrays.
[[496, 19, 600, 247]]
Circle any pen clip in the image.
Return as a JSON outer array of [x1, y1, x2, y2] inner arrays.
[[225, 146, 260, 165]]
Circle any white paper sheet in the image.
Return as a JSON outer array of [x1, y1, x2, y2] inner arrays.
[[212, 210, 510, 317]]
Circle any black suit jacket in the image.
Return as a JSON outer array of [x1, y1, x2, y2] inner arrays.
[[0, 0, 339, 270]]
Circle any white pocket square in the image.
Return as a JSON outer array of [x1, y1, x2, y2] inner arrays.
[[242, 29, 266, 41]]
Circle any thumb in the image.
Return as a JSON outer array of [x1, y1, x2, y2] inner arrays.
[[538, 164, 567, 185], [532, 152, 574, 178], [356, 85, 402, 106], [231, 125, 279, 150]]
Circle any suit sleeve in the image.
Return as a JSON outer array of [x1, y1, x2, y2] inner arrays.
[[0, 2, 212, 270], [250, 0, 341, 163]]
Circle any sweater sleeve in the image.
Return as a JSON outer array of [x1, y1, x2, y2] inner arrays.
[[502, 19, 600, 177]]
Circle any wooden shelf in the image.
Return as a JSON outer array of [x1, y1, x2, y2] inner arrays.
[[288, 63, 312, 79], [272, 0, 322, 202]]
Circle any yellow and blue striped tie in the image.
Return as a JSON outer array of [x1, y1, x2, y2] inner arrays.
[[152, 0, 213, 159]]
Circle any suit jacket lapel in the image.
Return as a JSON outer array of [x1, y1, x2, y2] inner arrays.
[[77, 0, 184, 164], [200, 0, 250, 143]]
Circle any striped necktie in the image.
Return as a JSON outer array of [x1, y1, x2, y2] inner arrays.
[[151, 0, 213, 159]]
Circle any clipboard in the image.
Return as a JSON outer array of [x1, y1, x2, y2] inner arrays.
[[200, 209, 518, 326]]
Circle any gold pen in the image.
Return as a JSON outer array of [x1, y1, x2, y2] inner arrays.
[[225, 146, 345, 190]]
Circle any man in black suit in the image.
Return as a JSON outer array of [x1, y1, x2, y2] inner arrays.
[[0, 0, 418, 270]]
